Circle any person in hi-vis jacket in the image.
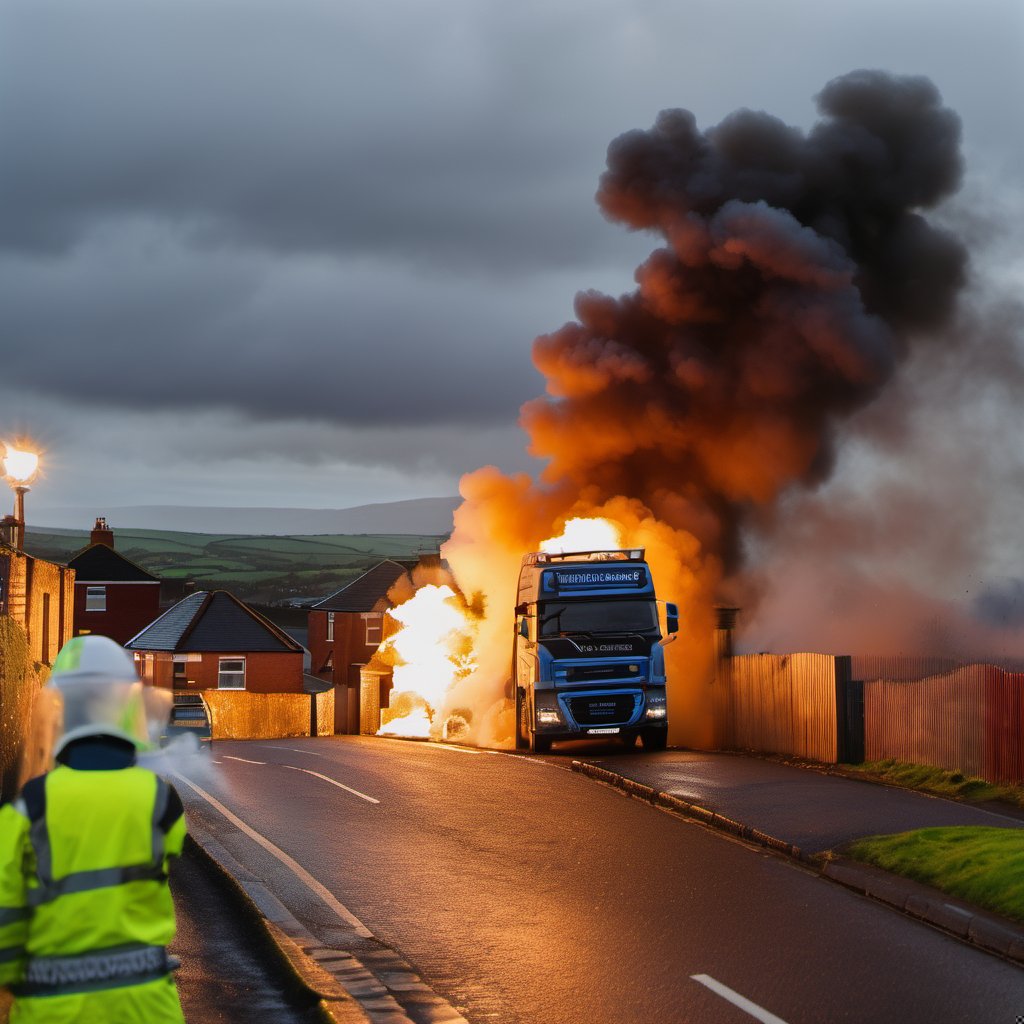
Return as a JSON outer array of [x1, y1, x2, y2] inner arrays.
[[0, 634, 186, 1023]]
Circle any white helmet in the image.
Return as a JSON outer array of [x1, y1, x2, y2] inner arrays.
[[48, 635, 157, 756]]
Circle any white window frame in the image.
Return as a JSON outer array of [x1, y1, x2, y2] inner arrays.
[[363, 612, 382, 647], [85, 585, 107, 612], [326, 611, 335, 642], [218, 657, 246, 690]]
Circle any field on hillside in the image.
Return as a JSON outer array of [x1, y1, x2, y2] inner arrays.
[[26, 528, 446, 604]]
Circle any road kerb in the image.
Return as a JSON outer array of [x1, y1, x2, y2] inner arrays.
[[569, 759, 1024, 966]]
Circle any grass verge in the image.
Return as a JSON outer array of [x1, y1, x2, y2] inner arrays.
[[847, 759, 1024, 810], [845, 826, 1024, 923]]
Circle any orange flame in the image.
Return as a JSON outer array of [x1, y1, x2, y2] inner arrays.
[[376, 584, 477, 739], [376, 517, 632, 745], [540, 517, 622, 554]]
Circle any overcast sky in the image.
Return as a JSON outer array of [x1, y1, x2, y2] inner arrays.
[[2, 0, 1022, 523]]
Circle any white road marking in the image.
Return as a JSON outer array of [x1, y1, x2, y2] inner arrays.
[[259, 745, 328, 757], [424, 742, 483, 755], [174, 773, 373, 939], [283, 765, 380, 804], [222, 755, 266, 765], [501, 753, 561, 769], [691, 975, 790, 1024]]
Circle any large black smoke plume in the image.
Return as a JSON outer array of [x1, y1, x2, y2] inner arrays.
[[436, 71, 971, 746], [525, 69, 966, 573]]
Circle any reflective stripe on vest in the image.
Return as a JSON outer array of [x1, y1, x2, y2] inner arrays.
[[16, 943, 177, 998], [26, 776, 172, 906], [0, 907, 31, 926], [0, 944, 25, 964], [27, 864, 168, 907]]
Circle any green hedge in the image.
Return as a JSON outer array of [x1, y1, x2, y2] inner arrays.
[[0, 618, 38, 802]]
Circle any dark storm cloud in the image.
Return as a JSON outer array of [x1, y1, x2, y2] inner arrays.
[[0, 0, 616, 269], [0, 226, 547, 426]]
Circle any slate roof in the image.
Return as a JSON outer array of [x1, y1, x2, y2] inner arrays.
[[68, 543, 159, 583], [126, 590, 303, 653], [312, 559, 417, 613]]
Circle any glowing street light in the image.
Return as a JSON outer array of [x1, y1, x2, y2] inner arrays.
[[3, 445, 40, 486], [2, 441, 41, 551]]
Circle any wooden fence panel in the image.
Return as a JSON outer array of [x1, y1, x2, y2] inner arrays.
[[724, 653, 838, 762], [862, 663, 1024, 783], [203, 690, 322, 740]]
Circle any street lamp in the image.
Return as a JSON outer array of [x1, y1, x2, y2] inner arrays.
[[2, 442, 40, 551]]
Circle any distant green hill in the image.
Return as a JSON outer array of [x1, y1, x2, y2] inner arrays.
[[25, 527, 446, 604]]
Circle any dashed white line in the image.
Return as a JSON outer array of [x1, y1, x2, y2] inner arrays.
[[174, 773, 373, 939], [283, 765, 380, 804], [691, 974, 790, 1024], [259, 745, 328, 757], [424, 742, 483, 756], [222, 755, 267, 765]]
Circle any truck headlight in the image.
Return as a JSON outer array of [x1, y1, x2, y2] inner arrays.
[[537, 708, 562, 727], [645, 694, 667, 720]]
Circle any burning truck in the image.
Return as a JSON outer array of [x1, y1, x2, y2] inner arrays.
[[513, 545, 677, 753]]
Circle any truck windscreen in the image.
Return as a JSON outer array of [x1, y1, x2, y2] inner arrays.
[[539, 600, 658, 638]]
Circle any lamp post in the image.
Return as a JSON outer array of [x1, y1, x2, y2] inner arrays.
[[2, 443, 40, 551]]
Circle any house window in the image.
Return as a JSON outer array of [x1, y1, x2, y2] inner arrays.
[[173, 658, 187, 686], [326, 612, 335, 642], [364, 613, 382, 647], [218, 657, 246, 690], [85, 586, 107, 612]]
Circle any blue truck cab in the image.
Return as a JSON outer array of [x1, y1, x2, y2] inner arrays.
[[513, 547, 678, 753]]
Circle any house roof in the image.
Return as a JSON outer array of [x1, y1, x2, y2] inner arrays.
[[68, 543, 159, 583], [126, 590, 303, 653], [312, 559, 417, 613]]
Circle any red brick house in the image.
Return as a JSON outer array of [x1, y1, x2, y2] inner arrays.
[[309, 559, 420, 732], [68, 518, 161, 644], [126, 589, 304, 694]]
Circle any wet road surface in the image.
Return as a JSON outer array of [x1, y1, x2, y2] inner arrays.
[[171, 839, 324, 1024], [178, 736, 1023, 1024]]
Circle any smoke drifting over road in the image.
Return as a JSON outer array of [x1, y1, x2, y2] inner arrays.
[[412, 71, 971, 747]]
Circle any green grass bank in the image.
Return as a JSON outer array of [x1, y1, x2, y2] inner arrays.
[[845, 826, 1024, 923]]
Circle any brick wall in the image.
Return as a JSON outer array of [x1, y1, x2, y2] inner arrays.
[[73, 581, 162, 645], [141, 649, 303, 693]]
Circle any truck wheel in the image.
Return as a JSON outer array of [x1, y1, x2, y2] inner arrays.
[[641, 728, 667, 752]]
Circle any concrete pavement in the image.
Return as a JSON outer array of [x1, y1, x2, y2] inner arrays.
[[565, 747, 1024, 964]]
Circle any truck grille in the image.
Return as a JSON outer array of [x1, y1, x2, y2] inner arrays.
[[565, 663, 639, 683], [565, 693, 636, 726]]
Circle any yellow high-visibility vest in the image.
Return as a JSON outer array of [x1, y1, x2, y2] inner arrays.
[[0, 765, 186, 1024]]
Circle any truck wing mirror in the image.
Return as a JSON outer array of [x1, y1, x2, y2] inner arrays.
[[515, 603, 528, 616], [665, 602, 679, 636], [519, 618, 529, 639]]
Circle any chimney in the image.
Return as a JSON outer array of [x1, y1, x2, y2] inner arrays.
[[415, 550, 442, 571], [712, 606, 739, 750], [713, 606, 739, 661], [90, 517, 114, 548]]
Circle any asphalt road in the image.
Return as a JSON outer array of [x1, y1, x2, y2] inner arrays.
[[178, 737, 1023, 1024]]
